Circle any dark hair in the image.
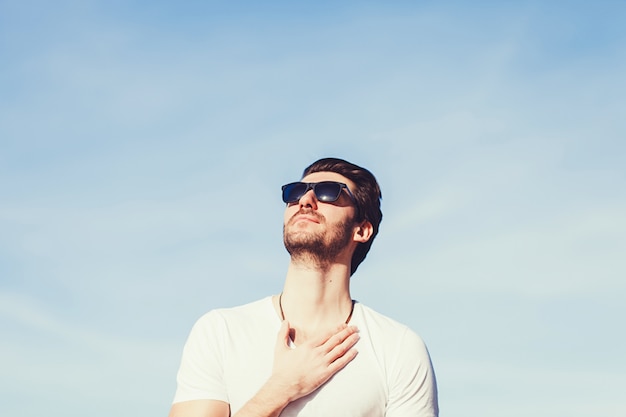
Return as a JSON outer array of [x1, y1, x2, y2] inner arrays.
[[302, 157, 383, 275]]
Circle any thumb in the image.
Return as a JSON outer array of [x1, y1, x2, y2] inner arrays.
[[276, 320, 291, 348]]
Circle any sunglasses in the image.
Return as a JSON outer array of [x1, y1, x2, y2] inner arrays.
[[281, 181, 356, 204]]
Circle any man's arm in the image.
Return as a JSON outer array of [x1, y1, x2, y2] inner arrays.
[[168, 320, 360, 417], [169, 400, 229, 417]]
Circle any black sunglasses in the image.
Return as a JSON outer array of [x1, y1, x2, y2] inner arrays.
[[281, 181, 356, 204]]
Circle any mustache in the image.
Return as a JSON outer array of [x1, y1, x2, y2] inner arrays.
[[288, 208, 325, 225]]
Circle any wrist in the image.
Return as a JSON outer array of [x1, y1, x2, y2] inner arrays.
[[233, 379, 294, 417], [263, 376, 301, 404]]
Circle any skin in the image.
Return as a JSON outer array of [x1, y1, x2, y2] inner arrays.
[[169, 171, 374, 417]]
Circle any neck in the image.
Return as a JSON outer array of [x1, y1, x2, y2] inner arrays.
[[276, 261, 353, 343], [279, 293, 354, 325]]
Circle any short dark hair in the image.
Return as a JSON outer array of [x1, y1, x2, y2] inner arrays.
[[302, 157, 383, 276]]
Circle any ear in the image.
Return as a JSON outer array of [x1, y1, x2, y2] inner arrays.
[[353, 220, 373, 243]]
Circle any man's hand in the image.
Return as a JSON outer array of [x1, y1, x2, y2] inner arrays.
[[230, 321, 360, 417], [269, 320, 360, 401]]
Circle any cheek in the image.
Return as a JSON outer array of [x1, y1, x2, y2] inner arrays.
[[284, 205, 298, 223]]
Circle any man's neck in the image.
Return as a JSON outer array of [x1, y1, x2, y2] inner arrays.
[[276, 261, 353, 344]]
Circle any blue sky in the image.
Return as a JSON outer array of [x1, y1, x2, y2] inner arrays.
[[1, 1, 625, 416]]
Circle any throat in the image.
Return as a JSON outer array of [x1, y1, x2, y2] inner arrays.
[[278, 293, 355, 344]]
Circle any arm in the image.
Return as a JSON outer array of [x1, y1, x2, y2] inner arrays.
[[168, 400, 229, 417], [168, 320, 360, 417]]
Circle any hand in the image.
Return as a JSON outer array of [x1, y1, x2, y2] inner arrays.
[[269, 320, 360, 401]]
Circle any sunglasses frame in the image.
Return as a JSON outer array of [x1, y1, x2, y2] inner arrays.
[[281, 181, 357, 204]]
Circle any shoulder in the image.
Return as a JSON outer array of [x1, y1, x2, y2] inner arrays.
[[355, 302, 430, 355], [189, 296, 278, 340], [353, 303, 439, 416], [356, 302, 417, 335], [195, 296, 273, 324]]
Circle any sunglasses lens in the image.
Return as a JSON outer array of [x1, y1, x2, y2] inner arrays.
[[282, 182, 308, 203], [314, 182, 342, 202], [282, 181, 347, 203]]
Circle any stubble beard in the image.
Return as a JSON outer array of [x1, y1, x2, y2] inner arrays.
[[283, 210, 355, 270]]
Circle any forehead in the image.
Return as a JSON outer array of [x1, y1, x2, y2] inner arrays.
[[301, 171, 356, 192]]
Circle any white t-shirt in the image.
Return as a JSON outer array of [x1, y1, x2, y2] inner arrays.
[[173, 297, 438, 416]]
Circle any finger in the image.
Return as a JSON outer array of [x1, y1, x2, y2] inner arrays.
[[327, 345, 359, 375], [312, 324, 355, 347], [326, 332, 360, 361], [276, 320, 291, 349], [319, 326, 359, 353], [310, 323, 347, 346]]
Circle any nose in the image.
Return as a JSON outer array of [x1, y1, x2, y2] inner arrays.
[[298, 188, 318, 210]]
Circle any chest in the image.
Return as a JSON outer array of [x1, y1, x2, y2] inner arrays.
[[223, 328, 388, 417], [281, 348, 387, 417]]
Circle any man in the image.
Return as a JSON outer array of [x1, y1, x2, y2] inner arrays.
[[169, 157, 438, 417]]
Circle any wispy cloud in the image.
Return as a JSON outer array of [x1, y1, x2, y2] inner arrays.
[[1, 1, 625, 416]]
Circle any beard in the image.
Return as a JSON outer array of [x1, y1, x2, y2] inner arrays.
[[283, 209, 355, 268]]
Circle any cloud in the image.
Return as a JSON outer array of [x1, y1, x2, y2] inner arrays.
[[0, 291, 179, 413], [439, 358, 626, 417], [375, 201, 626, 297], [1, 2, 625, 417]]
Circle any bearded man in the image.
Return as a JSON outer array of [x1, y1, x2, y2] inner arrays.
[[169, 158, 439, 417]]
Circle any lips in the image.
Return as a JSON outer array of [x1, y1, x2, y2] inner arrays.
[[293, 215, 319, 224], [289, 209, 323, 225]]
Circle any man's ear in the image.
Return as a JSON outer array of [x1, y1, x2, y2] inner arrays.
[[353, 220, 373, 243]]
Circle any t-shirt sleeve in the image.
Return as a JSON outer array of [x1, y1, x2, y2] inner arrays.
[[385, 328, 439, 417], [172, 311, 229, 404]]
